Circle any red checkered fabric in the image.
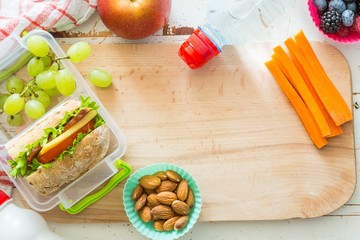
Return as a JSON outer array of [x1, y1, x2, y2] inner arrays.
[[0, 170, 13, 196], [0, 0, 97, 40]]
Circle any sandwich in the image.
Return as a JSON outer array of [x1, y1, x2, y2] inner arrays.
[[5, 96, 110, 195]]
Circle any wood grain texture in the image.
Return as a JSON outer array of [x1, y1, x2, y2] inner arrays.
[[13, 42, 355, 223]]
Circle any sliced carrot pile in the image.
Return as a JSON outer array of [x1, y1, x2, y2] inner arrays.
[[293, 30, 352, 126], [284, 37, 343, 137], [265, 60, 328, 149], [272, 46, 330, 137], [265, 30, 352, 148]]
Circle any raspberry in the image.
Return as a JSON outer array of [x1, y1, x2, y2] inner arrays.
[[350, 15, 360, 33], [337, 26, 351, 37]]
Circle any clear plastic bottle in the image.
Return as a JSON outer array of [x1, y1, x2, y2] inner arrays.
[[178, 0, 297, 69], [0, 190, 64, 240]]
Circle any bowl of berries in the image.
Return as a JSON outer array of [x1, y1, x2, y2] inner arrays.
[[309, 0, 360, 43]]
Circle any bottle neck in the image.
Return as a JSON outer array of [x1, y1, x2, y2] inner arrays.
[[199, 21, 227, 50]]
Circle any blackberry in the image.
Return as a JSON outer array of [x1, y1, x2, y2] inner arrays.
[[320, 9, 342, 33]]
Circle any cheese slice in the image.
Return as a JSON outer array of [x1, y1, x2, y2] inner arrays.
[[38, 109, 98, 157]]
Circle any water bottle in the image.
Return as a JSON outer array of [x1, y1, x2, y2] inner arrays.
[[178, 0, 297, 69], [0, 190, 64, 240]]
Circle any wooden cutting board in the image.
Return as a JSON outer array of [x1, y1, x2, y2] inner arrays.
[[13, 41, 355, 223]]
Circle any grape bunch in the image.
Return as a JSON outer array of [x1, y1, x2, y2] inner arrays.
[[0, 35, 92, 126]]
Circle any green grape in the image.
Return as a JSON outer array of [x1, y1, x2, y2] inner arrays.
[[48, 62, 59, 71], [3, 94, 25, 115], [24, 100, 45, 119], [43, 87, 59, 97], [26, 35, 49, 57], [27, 57, 44, 77], [31, 91, 51, 108], [67, 42, 91, 62], [6, 76, 24, 94], [89, 68, 112, 88], [55, 69, 76, 96], [32, 85, 42, 92], [41, 56, 52, 69], [36, 70, 56, 89], [0, 94, 10, 110], [7, 114, 23, 127]]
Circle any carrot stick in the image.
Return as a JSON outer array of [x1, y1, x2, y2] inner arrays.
[[284, 41, 343, 137], [272, 54, 291, 82], [265, 60, 328, 149], [272, 46, 331, 137], [292, 30, 352, 126]]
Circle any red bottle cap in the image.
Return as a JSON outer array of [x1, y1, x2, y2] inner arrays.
[[0, 190, 10, 206], [178, 28, 220, 69]]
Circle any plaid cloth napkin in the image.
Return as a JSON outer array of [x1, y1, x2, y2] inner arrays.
[[0, 170, 12, 196], [0, 0, 97, 40], [0, 0, 97, 195]]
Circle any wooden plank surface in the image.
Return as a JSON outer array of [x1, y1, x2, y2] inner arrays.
[[14, 41, 355, 223]]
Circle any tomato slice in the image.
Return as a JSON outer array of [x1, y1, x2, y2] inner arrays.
[[38, 119, 95, 164]]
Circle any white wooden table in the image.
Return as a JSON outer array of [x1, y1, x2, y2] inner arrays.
[[48, 1, 360, 239]]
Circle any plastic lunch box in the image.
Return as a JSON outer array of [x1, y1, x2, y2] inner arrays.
[[0, 30, 129, 212]]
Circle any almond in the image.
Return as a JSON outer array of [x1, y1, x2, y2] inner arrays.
[[151, 205, 175, 220], [166, 170, 182, 183], [163, 216, 181, 231], [174, 215, 189, 230], [171, 200, 190, 215], [156, 191, 178, 205], [144, 188, 157, 195], [147, 193, 160, 208], [156, 180, 178, 193], [153, 220, 165, 232], [134, 193, 147, 212], [138, 206, 152, 223], [176, 179, 189, 201], [131, 184, 143, 201], [153, 171, 168, 180], [186, 189, 195, 208], [139, 175, 161, 190]]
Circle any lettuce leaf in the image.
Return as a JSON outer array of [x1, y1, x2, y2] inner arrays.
[[8, 155, 27, 177], [28, 158, 53, 171], [81, 96, 104, 128], [81, 95, 99, 110]]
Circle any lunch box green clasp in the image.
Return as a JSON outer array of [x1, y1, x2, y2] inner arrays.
[[59, 159, 131, 214]]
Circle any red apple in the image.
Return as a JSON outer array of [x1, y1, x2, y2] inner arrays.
[[97, 0, 172, 40]]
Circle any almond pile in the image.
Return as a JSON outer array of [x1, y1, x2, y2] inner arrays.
[[131, 170, 195, 232]]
